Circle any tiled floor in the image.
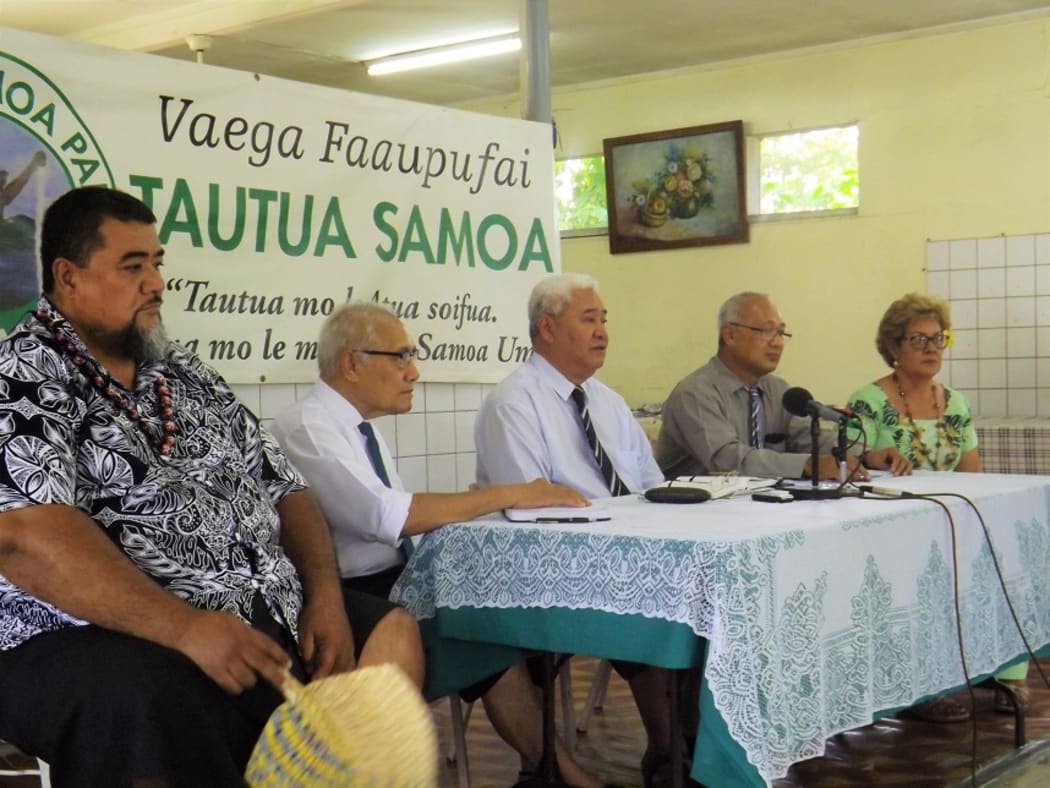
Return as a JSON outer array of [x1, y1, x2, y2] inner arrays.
[[432, 656, 1050, 788], [2, 657, 1047, 786]]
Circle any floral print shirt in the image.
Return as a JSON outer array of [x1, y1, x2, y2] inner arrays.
[[0, 297, 307, 650], [845, 381, 978, 470]]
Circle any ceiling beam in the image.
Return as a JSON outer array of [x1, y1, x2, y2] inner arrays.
[[72, 0, 361, 53]]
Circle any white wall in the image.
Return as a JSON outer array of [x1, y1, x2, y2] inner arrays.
[[238, 16, 1050, 492], [464, 15, 1050, 409], [239, 381, 492, 493]]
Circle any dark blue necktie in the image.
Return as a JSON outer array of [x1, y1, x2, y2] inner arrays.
[[358, 421, 412, 559], [358, 421, 391, 487]]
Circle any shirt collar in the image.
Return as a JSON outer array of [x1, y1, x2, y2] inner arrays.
[[29, 294, 170, 390], [313, 379, 366, 427], [528, 352, 593, 402], [708, 355, 770, 400]]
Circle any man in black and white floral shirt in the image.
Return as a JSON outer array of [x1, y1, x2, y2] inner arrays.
[[0, 186, 423, 787]]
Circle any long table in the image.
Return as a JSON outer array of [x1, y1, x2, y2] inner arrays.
[[390, 471, 1050, 786]]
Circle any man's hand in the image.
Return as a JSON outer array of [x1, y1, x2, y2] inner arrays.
[[804, 454, 870, 482], [298, 592, 355, 680], [863, 447, 913, 476], [173, 609, 291, 695], [509, 479, 590, 509]]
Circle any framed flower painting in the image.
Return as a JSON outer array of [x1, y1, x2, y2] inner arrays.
[[602, 120, 748, 254]]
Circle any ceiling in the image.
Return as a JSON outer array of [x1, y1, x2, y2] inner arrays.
[[4, 0, 1050, 107]]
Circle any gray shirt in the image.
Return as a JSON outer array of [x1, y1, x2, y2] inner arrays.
[[655, 355, 835, 479]]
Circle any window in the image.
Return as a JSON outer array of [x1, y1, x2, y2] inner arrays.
[[554, 155, 607, 233], [753, 124, 858, 216]]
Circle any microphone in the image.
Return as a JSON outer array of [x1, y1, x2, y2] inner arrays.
[[782, 387, 853, 423]]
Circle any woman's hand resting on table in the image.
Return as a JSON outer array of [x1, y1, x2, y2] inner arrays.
[[863, 447, 913, 476]]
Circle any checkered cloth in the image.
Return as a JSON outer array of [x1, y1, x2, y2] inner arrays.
[[975, 418, 1050, 475]]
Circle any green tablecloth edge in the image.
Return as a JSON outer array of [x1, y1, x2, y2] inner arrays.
[[420, 605, 704, 699], [419, 605, 1048, 788], [694, 646, 1050, 788]]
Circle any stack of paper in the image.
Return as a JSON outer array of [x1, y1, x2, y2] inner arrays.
[[669, 475, 779, 499]]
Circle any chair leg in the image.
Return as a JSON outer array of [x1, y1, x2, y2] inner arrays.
[[447, 696, 471, 788], [576, 659, 613, 733], [446, 698, 476, 762], [38, 759, 51, 788], [558, 657, 576, 751]]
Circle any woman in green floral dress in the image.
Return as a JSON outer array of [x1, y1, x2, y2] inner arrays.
[[846, 292, 1027, 723], [847, 293, 978, 473]]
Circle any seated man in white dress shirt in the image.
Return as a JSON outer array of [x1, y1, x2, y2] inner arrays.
[[474, 273, 688, 786], [272, 301, 604, 788]]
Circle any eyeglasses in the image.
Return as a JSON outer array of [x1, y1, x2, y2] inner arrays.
[[900, 330, 953, 350], [353, 348, 419, 368], [728, 322, 792, 342]]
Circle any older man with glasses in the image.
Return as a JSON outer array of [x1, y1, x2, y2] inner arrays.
[[271, 301, 607, 787], [656, 291, 867, 481]]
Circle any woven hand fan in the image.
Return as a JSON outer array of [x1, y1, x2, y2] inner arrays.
[[246, 663, 437, 787]]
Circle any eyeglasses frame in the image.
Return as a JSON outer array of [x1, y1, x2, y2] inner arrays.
[[352, 347, 419, 368], [727, 321, 793, 342], [899, 330, 953, 351]]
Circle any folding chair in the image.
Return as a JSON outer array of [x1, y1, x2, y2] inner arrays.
[[0, 740, 50, 787], [446, 657, 578, 787]]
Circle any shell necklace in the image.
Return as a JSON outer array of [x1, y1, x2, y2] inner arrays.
[[35, 307, 177, 457], [892, 372, 949, 470]]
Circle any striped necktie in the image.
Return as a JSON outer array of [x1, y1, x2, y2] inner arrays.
[[747, 385, 764, 449], [570, 385, 630, 496], [359, 421, 412, 558]]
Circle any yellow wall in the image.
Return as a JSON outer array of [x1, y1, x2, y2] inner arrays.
[[464, 17, 1050, 407]]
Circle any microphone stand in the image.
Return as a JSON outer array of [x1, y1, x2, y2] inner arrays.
[[810, 415, 821, 491], [835, 418, 848, 485], [786, 415, 847, 500]]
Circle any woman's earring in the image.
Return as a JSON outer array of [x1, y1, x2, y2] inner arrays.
[[893, 358, 900, 368]]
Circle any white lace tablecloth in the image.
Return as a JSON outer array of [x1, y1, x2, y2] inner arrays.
[[391, 471, 1050, 784]]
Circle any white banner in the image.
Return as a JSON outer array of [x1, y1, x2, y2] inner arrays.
[[0, 27, 557, 383]]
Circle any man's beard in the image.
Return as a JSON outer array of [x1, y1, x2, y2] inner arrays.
[[127, 318, 170, 362]]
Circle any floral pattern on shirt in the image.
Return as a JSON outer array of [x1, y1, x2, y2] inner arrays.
[[846, 381, 977, 471], [0, 297, 306, 650]]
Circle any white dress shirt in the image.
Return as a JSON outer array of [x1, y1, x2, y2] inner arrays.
[[475, 353, 664, 498], [271, 380, 411, 578]]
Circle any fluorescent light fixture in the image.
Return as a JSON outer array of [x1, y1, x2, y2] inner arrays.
[[366, 34, 520, 76]]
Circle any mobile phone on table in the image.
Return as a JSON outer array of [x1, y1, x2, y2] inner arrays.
[[752, 490, 795, 503]]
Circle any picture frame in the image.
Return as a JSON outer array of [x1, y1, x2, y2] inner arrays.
[[603, 120, 748, 254]]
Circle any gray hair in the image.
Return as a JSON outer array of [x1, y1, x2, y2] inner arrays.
[[527, 273, 600, 340], [317, 302, 398, 377], [717, 291, 769, 345]]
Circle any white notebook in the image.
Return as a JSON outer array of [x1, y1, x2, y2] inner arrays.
[[503, 504, 611, 523]]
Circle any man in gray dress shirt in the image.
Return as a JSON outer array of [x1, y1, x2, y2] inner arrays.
[[656, 291, 866, 481]]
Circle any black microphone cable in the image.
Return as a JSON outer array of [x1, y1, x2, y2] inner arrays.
[[919, 491, 1049, 691], [857, 488, 979, 786], [828, 417, 868, 493], [859, 485, 1050, 786]]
